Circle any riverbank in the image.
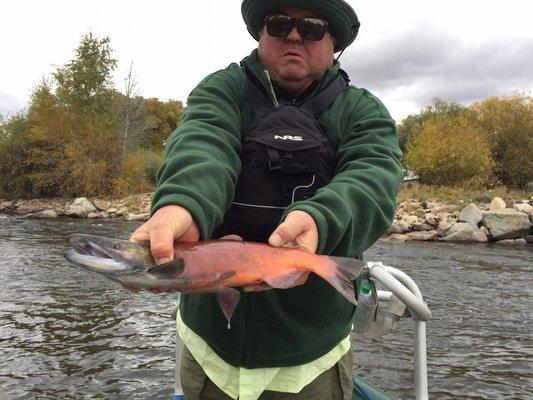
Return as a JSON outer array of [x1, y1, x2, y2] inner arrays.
[[1, 193, 532, 245]]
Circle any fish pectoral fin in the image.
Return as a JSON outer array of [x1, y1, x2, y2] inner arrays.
[[216, 287, 241, 322], [146, 259, 185, 280], [264, 271, 308, 289], [220, 234, 244, 241]]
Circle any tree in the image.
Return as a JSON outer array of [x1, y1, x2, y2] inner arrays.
[[26, 33, 121, 196], [404, 114, 494, 186], [471, 94, 533, 188], [398, 98, 469, 153]]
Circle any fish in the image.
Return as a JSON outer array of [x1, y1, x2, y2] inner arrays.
[[64, 233, 366, 326]]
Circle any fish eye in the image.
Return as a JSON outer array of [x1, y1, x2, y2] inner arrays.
[[112, 242, 121, 250]]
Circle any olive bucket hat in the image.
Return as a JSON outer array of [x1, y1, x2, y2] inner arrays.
[[241, 0, 360, 52]]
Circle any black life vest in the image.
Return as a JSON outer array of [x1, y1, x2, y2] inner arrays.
[[215, 69, 349, 242]]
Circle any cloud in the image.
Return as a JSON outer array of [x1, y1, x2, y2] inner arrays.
[[343, 23, 533, 113], [0, 93, 26, 117]]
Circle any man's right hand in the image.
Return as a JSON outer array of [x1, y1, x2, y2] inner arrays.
[[130, 205, 200, 265]]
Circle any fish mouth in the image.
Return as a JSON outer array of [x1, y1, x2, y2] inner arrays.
[[67, 234, 117, 261]]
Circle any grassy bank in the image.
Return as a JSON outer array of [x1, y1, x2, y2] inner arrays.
[[398, 184, 530, 206]]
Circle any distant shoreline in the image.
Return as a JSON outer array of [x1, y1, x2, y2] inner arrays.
[[1, 193, 532, 246]]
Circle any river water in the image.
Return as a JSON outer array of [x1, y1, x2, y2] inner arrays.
[[0, 215, 531, 399]]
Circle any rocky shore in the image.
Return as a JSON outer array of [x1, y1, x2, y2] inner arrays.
[[1, 194, 532, 245]]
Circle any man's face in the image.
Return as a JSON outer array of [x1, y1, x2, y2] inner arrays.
[[258, 6, 336, 93]]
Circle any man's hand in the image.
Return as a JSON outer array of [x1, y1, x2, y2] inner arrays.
[[130, 205, 200, 265], [268, 210, 318, 253]]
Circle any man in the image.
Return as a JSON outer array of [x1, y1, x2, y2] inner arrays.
[[131, 0, 402, 398]]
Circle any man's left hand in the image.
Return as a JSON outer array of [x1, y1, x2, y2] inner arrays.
[[268, 210, 318, 253]]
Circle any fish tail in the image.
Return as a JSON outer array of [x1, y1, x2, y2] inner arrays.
[[317, 256, 366, 306]]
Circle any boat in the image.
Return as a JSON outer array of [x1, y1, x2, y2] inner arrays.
[[171, 262, 432, 400]]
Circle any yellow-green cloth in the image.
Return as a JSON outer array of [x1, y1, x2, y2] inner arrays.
[[177, 311, 350, 400]]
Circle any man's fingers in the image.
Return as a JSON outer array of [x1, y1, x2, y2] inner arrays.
[[269, 211, 318, 253], [269, 220, 300, 247], [130, 224, 150, 242], [149, 226, 175, 265]]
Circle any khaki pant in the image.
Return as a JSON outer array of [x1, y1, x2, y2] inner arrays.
[[180, 346, 353, 400]]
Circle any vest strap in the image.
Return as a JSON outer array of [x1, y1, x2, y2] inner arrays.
[[242, 69, 350, 117], [299, 72, 349, 116]]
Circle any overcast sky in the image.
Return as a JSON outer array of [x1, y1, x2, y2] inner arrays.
[[1, 0, 532, 121]]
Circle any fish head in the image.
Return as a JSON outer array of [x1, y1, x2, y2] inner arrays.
[[64, 234, 156, 275]]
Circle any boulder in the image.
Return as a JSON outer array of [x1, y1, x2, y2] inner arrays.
[[482, 210, 531, 240], [494, 238, 527, 246], [0, 201, 16, 212], [441, 222, 488, 243], [93, 199, 112, 211], [408, 230, 437, 241], [87, 211, 109, 219], [524, 181, 533, 194], [16, 205, 44, 215], [458, 203, 483, 226], [386, 234, 411, 242], [401, 215, 419, 228], [66, 197, 97, 218], [124, 212, 150, 221], [513, 203, 533, 216], [525, 235, 533, 244], [489, 197, 507, 211], [387, 220, 409, 235], [33, 210, 58, 219], [411, 222, 435, 231], [425, 213, 439, 226]]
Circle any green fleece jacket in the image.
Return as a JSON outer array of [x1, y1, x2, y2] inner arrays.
[[152, 50, 402, 367]]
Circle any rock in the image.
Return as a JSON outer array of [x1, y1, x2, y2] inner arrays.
[[524, 181, 533, 194], [107, 207, 118, 213], [116, 207, 129, 216], [525, 235, 533, 244], [411, 222, 435, 231], [16, 205, 44, 215], [386, 234, 411, 242], [482, 210, 531, 240], [442, 222, 488, 242], [408, 230, 437, 241], [458, 203, 483, 226], [0, 201, 16, 212], [401, 201, 423, 213], [425, 213, 439, 226], [513, 203, 533, 216], [93, 199, 112, 211], [124, 212, 150, 221], [489, 197, 507, 211], [33, 210, 58, 219], [494, 238, 527, 246], [387, 220, 406, 235], [66, 197, 97, 218], [401, 215, 419, 227], [87, 211, 109, 219], [437, 219, 453, 237]]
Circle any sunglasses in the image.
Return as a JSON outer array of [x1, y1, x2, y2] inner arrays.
[[264, 15, 329, 41]]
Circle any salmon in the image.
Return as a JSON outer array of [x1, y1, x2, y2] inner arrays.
[[64, 234, 365, 325]]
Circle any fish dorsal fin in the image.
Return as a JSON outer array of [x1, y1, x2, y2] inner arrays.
[[220, 235, 244, 241], [264, 271, 308, 289], [216, 286, 241, 327], [146, 259, 185, 280]]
